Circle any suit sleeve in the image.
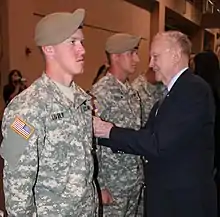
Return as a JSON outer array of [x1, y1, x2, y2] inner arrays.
[[101, 84, 215, 160]]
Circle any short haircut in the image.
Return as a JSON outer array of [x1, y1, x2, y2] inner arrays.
[[105, 51, 111, 65], [155, 31, 192, 57]]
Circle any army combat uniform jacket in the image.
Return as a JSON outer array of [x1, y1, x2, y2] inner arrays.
[[1, 74, 97, 217], [91, 73, 144, 216]]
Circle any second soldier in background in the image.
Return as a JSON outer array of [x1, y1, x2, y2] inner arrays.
[[91, 33, 144, 216]]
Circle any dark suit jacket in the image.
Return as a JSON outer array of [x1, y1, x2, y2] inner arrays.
[[100, 69, 217, 217]]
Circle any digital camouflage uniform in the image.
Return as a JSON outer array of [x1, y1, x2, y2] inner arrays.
[[91, 73, 144, 217], [0, 73, 97, 217], [132, 74, 164, 126]]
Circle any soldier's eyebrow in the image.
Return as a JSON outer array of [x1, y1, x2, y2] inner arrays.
[[69, 36, 84, 41]]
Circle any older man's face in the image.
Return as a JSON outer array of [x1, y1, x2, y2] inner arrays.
[[149, 37, 175, 84]]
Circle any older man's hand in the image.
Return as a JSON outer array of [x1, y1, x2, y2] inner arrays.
[[101, 188, 114, 205], [93, 116, 113, 138]]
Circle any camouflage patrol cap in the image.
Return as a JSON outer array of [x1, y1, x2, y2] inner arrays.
[[35, 8, 85, 46], [105, 33, 141, 54]]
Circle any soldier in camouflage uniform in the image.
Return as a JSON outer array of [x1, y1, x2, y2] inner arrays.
[[91, 33, 144, 216], [0, 9, 98, 217]]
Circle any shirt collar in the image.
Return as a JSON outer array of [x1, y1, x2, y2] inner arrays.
[[167, 67, 188, 92]]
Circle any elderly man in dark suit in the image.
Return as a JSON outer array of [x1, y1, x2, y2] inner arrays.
[[93, 31, 217, 217]]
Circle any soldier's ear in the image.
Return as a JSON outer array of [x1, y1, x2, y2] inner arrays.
[[111, 53, 120, 62], [42, 46, 55, 57]]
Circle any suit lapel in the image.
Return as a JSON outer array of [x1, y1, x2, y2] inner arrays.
[[154, 68, 192, 116]]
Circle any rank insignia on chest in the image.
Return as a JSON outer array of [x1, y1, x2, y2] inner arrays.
[[131, 92, 140, 100], [51, 112, 64, 120], [81, 102, 91, 112]]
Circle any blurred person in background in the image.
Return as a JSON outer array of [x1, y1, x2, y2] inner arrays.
[[189, 53, 196, 71], [194, 50, 220, 215], [215, 39, 220, 66], [3, 69, 27, 105]]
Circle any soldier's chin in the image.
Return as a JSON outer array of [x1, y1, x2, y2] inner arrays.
[[80, 67, 84, 73], [74, 68, 84, 75], [129, 68, 136, 74]]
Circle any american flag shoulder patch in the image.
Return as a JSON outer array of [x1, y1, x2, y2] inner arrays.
[[10, 117, 34, 140]]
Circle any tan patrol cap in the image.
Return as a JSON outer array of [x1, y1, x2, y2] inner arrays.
[[35, 8, 85, 46], [105, 33, 141, 54]]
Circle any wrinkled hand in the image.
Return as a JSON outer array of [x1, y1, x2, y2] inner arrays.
[[101, 188, 113, 205], [93, 116, 113, 138]]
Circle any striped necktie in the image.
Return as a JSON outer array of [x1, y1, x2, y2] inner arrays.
[[155, 88, 168, 116]]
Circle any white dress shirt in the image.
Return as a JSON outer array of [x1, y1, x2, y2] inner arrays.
[[167, 67, 188, 92]]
